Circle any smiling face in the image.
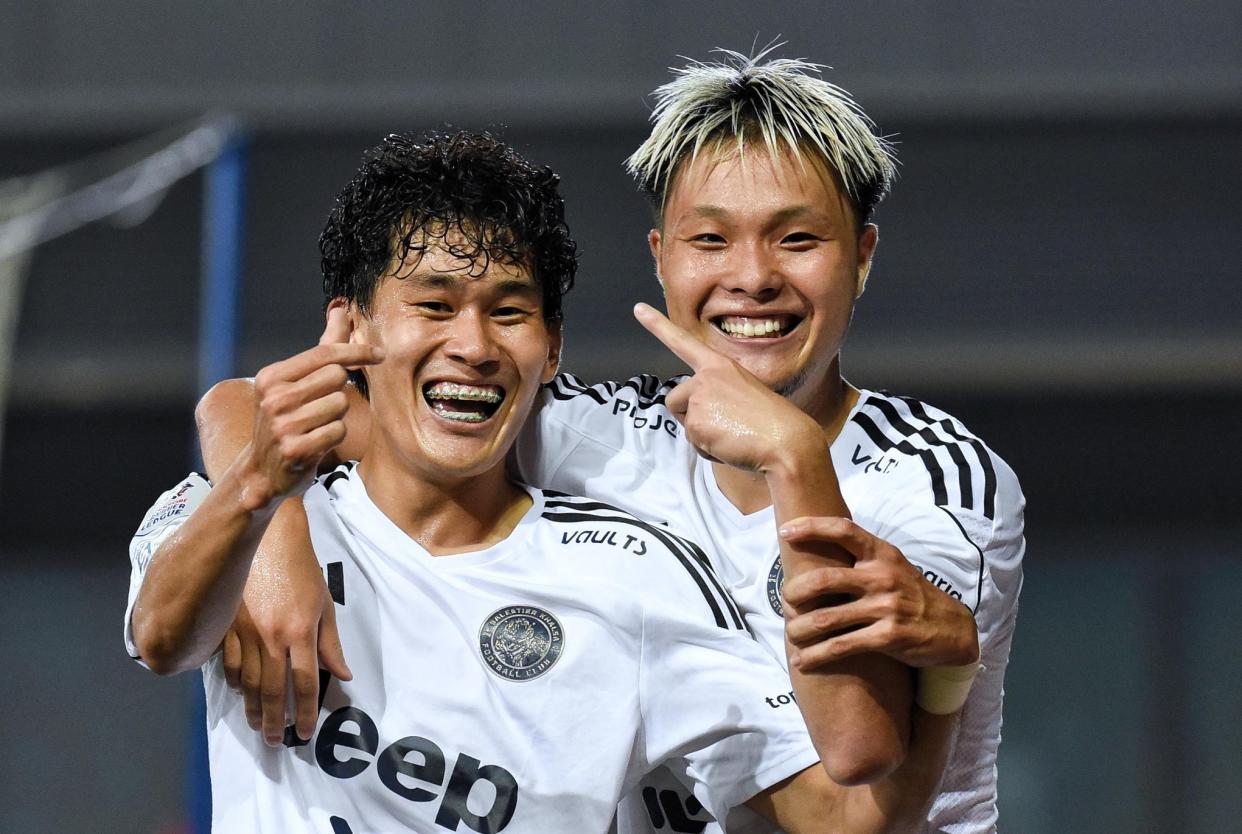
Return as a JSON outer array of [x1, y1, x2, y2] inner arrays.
[[649, 145, 877, 421], [344, 236, 561, 488]]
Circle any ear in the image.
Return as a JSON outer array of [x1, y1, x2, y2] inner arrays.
[[647, 228, 665, 293], [326, 296, 370, 369], [854, 224, 879, 298], [541, 318, 564, 384]]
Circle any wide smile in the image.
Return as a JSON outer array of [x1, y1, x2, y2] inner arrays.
[[710, 314, 801, 340], [422, 381, 506, 424]]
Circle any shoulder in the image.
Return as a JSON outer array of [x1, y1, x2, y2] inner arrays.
[[515, 373, 694, 490], [544, 372, 686, 410], [535, 490, 746, 633], [844, 389, 1023, 539], [842, 391, 1025, 614], [537, 373, 688, 442], [132, 472, 212, 540]]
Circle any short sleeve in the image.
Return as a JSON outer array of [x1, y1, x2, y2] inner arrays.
[[636, 589, 819, 821], [870, 452, 1025, 648], [124, 473, 212, 663]]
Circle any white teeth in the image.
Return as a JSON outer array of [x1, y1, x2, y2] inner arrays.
[[425, 382, 503, 403], [424, 382, 504, 424], [717, 316, 790, 338], [430, 403, 488, 423]]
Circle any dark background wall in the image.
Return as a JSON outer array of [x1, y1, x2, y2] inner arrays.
[[1, 3, 1240, 832]]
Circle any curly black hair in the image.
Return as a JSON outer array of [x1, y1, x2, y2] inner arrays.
[[320, 130, 577, 322]]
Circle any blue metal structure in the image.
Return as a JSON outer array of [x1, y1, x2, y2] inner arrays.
[[190, 128, 248, 834]]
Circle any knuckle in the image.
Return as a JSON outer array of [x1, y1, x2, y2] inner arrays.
[[259, 390, 291, 420], [249, 613, 283, 637], [874, 569, 900, 594], [254, 367, 276, 391], [834, 517, 859, 537], [326, 390, 349, 413], [812, 609, 835, 631], [809, 567, 834, 594], [269, 414, 294, 440], [277, 435, 304, 462]]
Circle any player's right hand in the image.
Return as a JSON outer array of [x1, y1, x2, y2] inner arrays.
[[241, 306, 383, 509], [632, 303, 823, 474]]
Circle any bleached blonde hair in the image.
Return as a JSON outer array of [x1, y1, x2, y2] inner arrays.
[[626, 47, 897, 228]]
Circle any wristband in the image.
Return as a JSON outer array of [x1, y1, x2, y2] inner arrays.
[[916, 662, 981, 715]]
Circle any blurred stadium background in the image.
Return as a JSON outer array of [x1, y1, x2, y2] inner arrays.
[[1, 2, 1240, 832]]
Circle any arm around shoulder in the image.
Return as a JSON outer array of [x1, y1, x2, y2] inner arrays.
[[130, 459, 281, 675]]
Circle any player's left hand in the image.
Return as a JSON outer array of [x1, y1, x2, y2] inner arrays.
[[779, 516, 979, 671], [220, 502, 352, 747], [633, 303, 823, 473]]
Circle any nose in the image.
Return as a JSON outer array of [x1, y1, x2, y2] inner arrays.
[[721, 242, 782, 300], [444, 310, 500, 368]]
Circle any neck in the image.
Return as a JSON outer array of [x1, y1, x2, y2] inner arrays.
[[712, 369, 859, 515], [357, 452, 531, 556]]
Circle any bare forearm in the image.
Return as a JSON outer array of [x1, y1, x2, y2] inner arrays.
[[767, 441, 913, 785], [838, 708, 956, 832], [752, 708, 954, 834], [130, 459, 277, 674]]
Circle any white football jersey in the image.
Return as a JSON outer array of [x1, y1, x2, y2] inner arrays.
[[125, 465, 821, 834], [514, 374, 1026, 834]]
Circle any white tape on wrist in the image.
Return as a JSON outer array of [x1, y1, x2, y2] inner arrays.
[[916, 662, 982, 715]]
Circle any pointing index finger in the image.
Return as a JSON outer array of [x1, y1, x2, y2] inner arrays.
[[633, 303, 718, 372]]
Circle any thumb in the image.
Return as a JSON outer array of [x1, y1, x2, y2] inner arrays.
[[317, 600, 353, 681], [320, 304, 351, 346]]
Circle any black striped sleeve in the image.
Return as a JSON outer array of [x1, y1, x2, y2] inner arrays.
[[542, 497, 745, 631], [546, 373, 608, 405], [852, 409, 950, 507], [896, 395, 998, 521], [543, 373, 684, 411], [852, 395, 998, 521]]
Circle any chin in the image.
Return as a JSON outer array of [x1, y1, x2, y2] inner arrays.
[[772, 367, 813, 400]]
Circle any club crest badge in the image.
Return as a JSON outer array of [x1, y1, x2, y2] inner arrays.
[[766, 555, 784, 617], [479, 605, 565, 681]]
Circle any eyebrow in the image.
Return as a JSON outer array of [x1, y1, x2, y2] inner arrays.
[[689, 204, 824, 222], [405, 272, 540, 295]]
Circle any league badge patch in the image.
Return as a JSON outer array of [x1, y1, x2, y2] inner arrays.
[[479, 605, 565, 681], [136, 477, 205, 537], [766, 555, 784, 617]]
